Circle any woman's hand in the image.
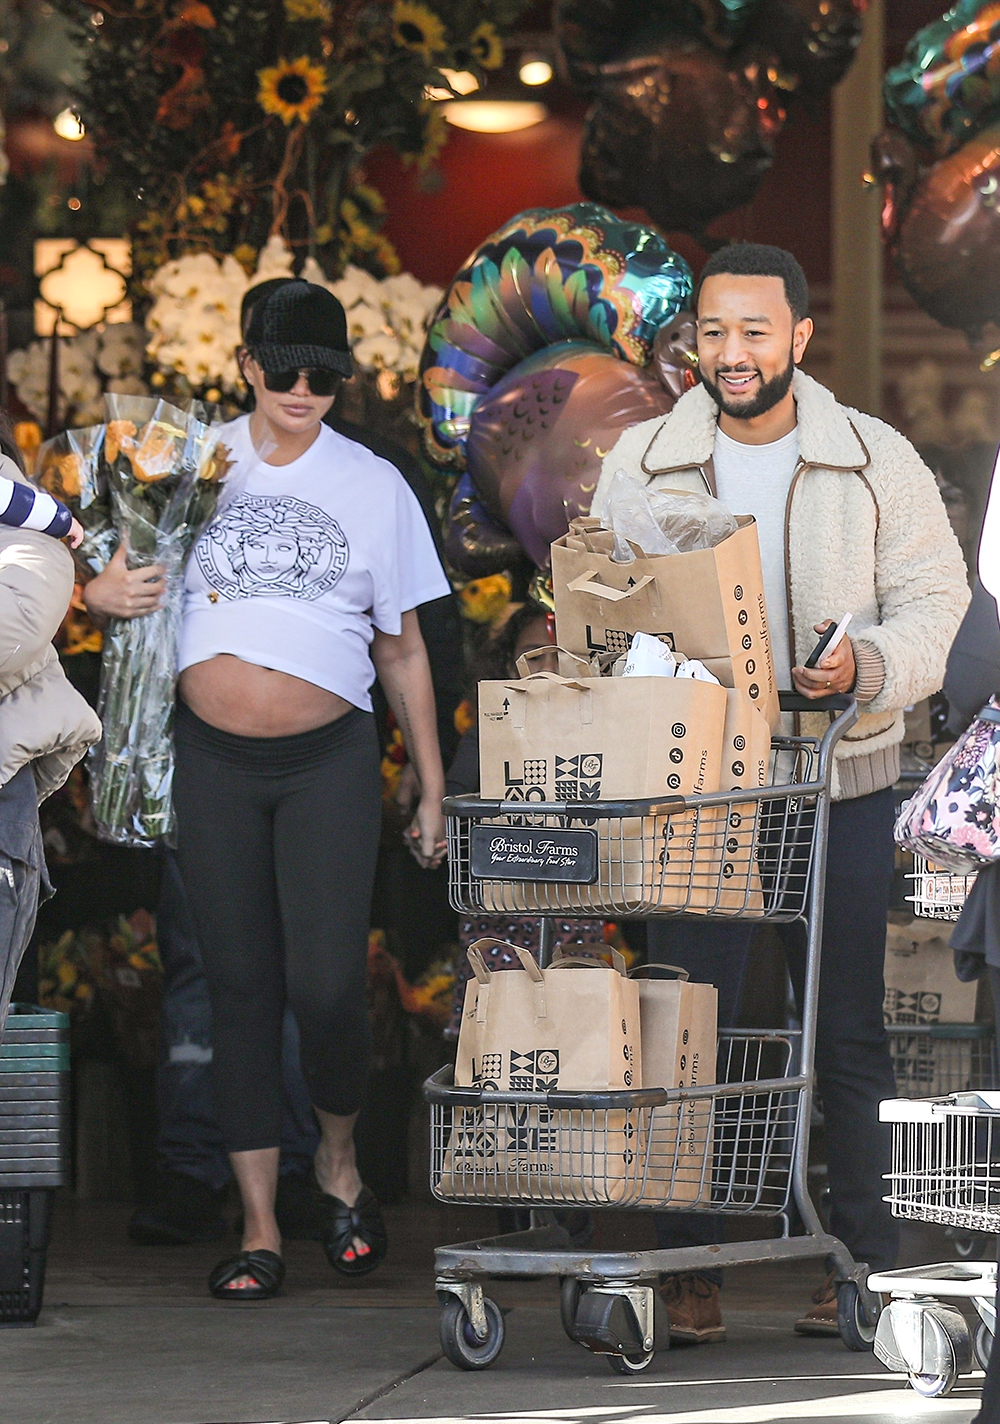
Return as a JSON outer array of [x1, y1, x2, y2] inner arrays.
[[83, 545, 166, 622], [405, 792, 446, 870]]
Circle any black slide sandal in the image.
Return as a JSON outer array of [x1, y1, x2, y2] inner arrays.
[[318, 1185, 387, 1277], [208, 1249, 285, 1300]]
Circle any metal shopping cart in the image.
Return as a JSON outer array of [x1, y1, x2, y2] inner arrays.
[[424, 693, 884, 1372], [868, 1093, 1000, 1397], [893, 846, 995, 1259]]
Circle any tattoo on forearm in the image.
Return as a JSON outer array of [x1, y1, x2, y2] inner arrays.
[[398, 691, 416, 756]]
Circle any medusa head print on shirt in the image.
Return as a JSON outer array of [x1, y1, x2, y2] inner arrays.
[[196, 492, 349, 601]]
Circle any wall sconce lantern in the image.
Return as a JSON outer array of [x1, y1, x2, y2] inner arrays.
[[32, 238, 133, 435], [34, 238, 132, 337]]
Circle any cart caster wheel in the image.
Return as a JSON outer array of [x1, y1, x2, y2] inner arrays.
[[439, 1296, 505, 1371], [975, 1321, 993, 1371], [908, 1367, 958, 1398], [607, 1349, 656, 1375], [837, 1282, 879, 1352], [560, 1277, 583, 1343]]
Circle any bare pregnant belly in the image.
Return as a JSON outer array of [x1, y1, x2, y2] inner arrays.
[[179, 655, 354, 737]]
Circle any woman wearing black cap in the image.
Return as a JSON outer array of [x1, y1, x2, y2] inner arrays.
[[173, 280, 450, 1298]]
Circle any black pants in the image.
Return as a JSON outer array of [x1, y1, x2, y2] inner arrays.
[[173, 702, 382, 1153], [650, 786, 900, 1280]]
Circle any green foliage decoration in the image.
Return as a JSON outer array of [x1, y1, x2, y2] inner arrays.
[[50, 0, 528, 285]]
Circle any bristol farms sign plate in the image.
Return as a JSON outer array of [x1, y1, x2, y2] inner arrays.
[[470, 826, 599, 884]]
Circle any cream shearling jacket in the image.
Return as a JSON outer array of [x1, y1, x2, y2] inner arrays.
[[0, 517, 101, 802], [596, 368, 971, 800]]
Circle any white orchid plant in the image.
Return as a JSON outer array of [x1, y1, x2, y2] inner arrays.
[[7, 324, 148, 427], [8, 240, 442, 419]]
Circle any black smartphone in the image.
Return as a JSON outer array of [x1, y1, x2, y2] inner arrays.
[[804, 615, 851, 669]]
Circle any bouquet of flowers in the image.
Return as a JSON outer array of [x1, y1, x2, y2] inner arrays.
[[37, 396, 230, 846]]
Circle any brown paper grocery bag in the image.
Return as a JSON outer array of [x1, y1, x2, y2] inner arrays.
[[477, 673, 728, 913], [446, 944, 643, 1204], [551, 516, 779, 729], [685, 688, 772, 914], [632, 966, 717, 1206]]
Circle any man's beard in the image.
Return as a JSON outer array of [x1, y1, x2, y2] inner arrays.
[[700, 351, 795, 420]]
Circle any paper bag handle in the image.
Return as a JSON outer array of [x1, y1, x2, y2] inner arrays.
[[566, 570, 655, 602], [513, 946, 547, 1020], [504, 674, 593, 726], [552, 947, 628, 976], [515, 646, 593, 678], [465, 947, 492, 1022], [629, 963, 691, 981]]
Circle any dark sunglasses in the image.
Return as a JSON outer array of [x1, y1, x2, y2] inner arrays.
[[261, 367, 341, 396]]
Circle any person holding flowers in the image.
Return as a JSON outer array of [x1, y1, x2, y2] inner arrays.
[[169, 279, 447, 1298]]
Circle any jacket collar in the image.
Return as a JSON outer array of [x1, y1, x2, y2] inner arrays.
[[640, 368, 871, 477]]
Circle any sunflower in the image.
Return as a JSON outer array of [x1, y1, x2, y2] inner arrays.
[[391, 1, 447, 64], [469, 21, 503, 70], [284, 0, 331, 18], [258, 55, 328, 126]]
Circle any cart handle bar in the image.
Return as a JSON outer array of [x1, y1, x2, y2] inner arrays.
[[422, 1063, 806, 1110]]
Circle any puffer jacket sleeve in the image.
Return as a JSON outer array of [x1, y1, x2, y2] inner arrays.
[[0, 530, 74, 678], [854, 422, 970, 717]]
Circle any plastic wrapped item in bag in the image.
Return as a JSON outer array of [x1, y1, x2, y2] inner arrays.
[[596, 470, 672, 559], [645, 488, 738, 552], [597, 469, 738, 557]]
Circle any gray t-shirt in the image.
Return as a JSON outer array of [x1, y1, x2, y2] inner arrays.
[[713, 424, 799, 690]]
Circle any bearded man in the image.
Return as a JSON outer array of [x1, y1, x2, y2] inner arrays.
[[598, 242, 969, 1342]]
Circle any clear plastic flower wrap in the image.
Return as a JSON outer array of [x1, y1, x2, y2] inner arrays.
[[597, 469, 738, 559], [87, 395, 230, 847], [36, 425, 115, 575]]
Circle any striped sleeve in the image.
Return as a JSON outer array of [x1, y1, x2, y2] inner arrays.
[[0, 475, 72, 537]]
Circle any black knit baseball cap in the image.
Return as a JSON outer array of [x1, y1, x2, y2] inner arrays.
[[245, 279, 353, 378]]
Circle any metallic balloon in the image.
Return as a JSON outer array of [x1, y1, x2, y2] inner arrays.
[[652, 310, 699, 400], [749, 0, 865, 100], [418, 201, 692, 468], [891, 121, 1000, 337], [555, 0, 761, 86], [465, 341, 676, 568], [579, 38, 786, 236], [885, 0, 1000, 157], [444, 471, 527, 579]]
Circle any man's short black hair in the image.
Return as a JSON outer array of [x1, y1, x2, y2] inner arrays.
[[696, 243, 809, 324]]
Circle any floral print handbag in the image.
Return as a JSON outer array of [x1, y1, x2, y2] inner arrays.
[[895, 699, 1000, 872]]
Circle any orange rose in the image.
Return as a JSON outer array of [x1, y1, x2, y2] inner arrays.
[[106, 420, 137, 464], [128, 426, 178, 484], [55, 453, 83, 499]]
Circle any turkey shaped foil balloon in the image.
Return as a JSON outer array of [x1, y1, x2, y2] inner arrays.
[[417, 203, 696, 574]]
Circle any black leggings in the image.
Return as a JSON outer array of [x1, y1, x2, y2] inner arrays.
[[173, 701, 382, 1153]]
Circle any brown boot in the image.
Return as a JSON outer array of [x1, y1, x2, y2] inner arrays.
[[659, 1273, 726, 1344], [794, 1271, 840, 1336]]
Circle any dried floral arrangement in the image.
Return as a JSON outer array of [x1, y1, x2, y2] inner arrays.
[[51, 0, 528, 285]]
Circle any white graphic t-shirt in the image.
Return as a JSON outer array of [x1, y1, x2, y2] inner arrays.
[[179, 417, 450, 711]]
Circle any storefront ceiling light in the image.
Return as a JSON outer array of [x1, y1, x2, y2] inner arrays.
[[53, 108, 85, 141], [518, 55, 553, 86], [442, 100, 547, 132]]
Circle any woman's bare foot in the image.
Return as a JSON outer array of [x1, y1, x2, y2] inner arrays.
[[313, 1140, 369, 1262]]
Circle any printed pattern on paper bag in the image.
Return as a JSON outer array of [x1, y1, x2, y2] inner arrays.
[[510, 1048, 560, 1091], [472, 1053, 503, 1089], [884, 988, 944, 1025], [586, 625, 673, 656], [555, 754, 603, 802]]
